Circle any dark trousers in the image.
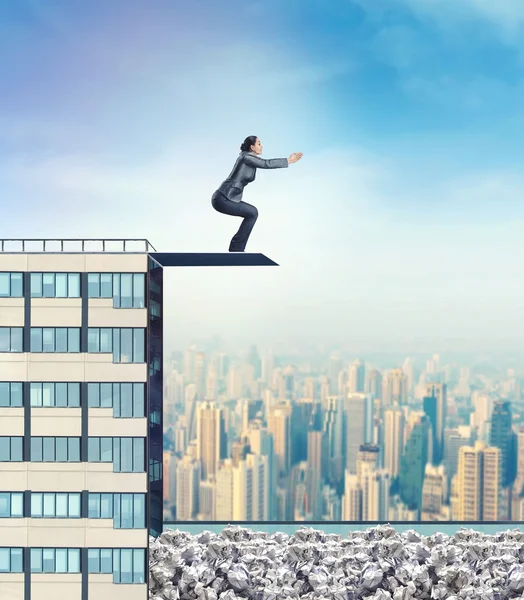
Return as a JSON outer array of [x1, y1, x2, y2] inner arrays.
[[211, 191, 258, 252]]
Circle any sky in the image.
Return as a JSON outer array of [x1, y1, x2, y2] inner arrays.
[[2, 0, 524, 352]]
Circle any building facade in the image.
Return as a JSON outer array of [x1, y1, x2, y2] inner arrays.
[[0, 241, 163, 600]]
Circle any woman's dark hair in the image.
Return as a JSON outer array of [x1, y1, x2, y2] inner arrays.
[[240, 135, 257, 152]]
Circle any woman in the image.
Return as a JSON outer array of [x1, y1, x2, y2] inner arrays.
[[212, 136, 303, 252]]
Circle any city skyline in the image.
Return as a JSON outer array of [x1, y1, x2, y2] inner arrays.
[[2, 1, 524, 346], [163, 339, 524, 523]]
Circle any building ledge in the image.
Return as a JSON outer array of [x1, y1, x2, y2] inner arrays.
[[149, 253, 278, 267]]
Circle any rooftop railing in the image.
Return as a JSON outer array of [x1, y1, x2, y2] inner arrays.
[[0, 238, 157, 253]]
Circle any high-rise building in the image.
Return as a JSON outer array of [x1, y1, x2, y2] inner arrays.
[[490, 400, 516, 487], [443, 426, 471, 490], [344, 393, 373, 473], [384, 369, 408, 406], [383, 407, 405, 478], [196, 401, 226, 480], [367, 369, 383, 401], [425, 382, 447, 464], [323, 396, 344, 485], [0, 240, 164, 599], [454, 441, 502, 521], [348, 359, 366, 393], [421, 464, 448, 521], [175, 455, 200, 520], [268, 403, 292, 477], [399, 414, 431, 510]]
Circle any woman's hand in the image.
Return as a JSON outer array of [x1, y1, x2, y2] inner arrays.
[[288, 152, 303, 164]]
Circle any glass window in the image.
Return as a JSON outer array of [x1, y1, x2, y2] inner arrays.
[[0, 328, 23, 352], [100, 437, 113, 462], [30, 328, 43, 352], [10, 549, 23, 573], [31, 437, 43, 461], [121, 438, 132, 472], [88, 549, 100, 573], [42, 273, 55, 297], [120, 384, 133, 418], [113, 437, 121, 472], [100, 328, 112, 353], [55, 383, 67, 407], [88, 437, 100, 462], [69, 493, 81, 518], [55, 273, 68, 298], [100, 549, 112, 573], [42, 548, 55, 573], [113, 549, 121, 583], [133, 437, 145, 472], [43, 437, 55, 461], [0, 273, 23, 298], [68, 549, 80, 573], [11, 493, 23, 518], [0, 273, 9, 297], [68, 328, 80, 352], [0, 382, 23, 408], [68, 383, 80, 407], [42, 328, 54, 352], [0, 493, 10, 517], [133, 274, 145, 308], [120, 329, 133, 363], [101, 383, 112, 408], [88, 383, 100, 407], [55, 548, 67, 573], [121, 274, 133, 308], [133, 549, 145, 583], [0, 437, 23, 461], [113, 274, 121, 307], [30, 383, 42, 407], [133, 384, 145, 417], [121, 494, 133, 528], [114, 494, 121, 527], [120, 548, 133, 584], [68, 437, 80, 462], [68, 274, 80, 297], [88, 328, 99, 352], [43, 493, 55, 517], [31, 493, 43, 517], [56, 493, 68, 517], [100, 493, 113, 519], [55, 437, 68, 461], [31, 273, 43, 297], [55, 328, 68, 352], [113, 383, 121, 414], [31, 549, 43, 573], [0, 383, 9, 407], [0, 328, 9, 352], [87, 273, 100, 297], [42, 382, 53, 407], [100, 273, 113, 298], [133, 494, 145, 528], [133, 329, 145, 363], [0, 548, 9, 573], [113, 328, 120, 362]]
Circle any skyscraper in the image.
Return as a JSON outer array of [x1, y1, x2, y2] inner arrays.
[[344, 393, 373, 473], [384, 369, 408, 405], [425, 382, 447, 464], [175, 455, 200, 520], [399, 414, 431, 510], [490, 400, 516, 487], [268, 403, 292, 476], [384, 407, 405, 478], [348, 359, 366, 393], [196, 401, 226, 480]]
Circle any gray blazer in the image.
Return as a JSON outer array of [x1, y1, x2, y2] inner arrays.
[[217, 151, 289, 202]]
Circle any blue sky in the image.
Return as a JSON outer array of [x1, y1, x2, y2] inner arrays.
[[2, 0, 524, 351]]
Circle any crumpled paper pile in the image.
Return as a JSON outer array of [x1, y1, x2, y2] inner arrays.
[[149, 525, 524, 600]]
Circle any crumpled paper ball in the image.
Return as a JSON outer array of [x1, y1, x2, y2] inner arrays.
[[149, 525, 524, 599]]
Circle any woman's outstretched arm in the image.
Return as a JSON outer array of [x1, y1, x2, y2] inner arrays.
[[243, 154, 289, 169]]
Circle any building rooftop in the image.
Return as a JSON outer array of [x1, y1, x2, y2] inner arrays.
[[0, 238, 279, 266]]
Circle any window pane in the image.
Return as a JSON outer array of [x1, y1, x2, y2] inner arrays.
[[11, 382, 23, 407], [55, 328, 68, 353], [113, 549, 121, 583], [55, 437, 68, 461], [100, 549, 112, 574], [43, 493, 55, 517], [0, 437, 9, 461], [43, 437, 55, 461], [0, 548, 9, 573], [133, 384, 144, 417], [53, 383, 66, 408], [11, 493, 23, 518], [120, 548, 133, 584], [0, 493, 9, 517], [121, 438, 133, 472], [87, 274, 100, 297], [133, 549, 145, 583], [0, 328, 9, 352], [113, 383, 121, 416], [31, 437, 42, 461], [31, 549, 43, 573], [88, 383, 99, 408], [88, 328, 100, 353], [121, 494, 133, 528], [68, 328, 80, 352], [100, 273, 113, 298], [0, 273, 9, 297], [31, 328, 42, 352], [100, 328, 112, 353], [11, 328, 23, 352], [42, 382, 54, 407], [100, 437, 113, 462], [42, 273, 55, 297], [68, 383, 80, 408], [69, 493, 81, 518], [88, 549, 100, 573], [114, 494, 121, 527], [133, 438, 145, 472], [113, 437, 121, 472], [31, 273, 43, 297], [0, 383, 9, 407], [30, 383, 41, 407], [120, 329, 133, 363], [68, 438, 80, 462], [100, 493, 113, 519], [55, 493, 68, 517], [42, 549, 55, 573], [120, 274, 133, 308], [31, 493, 43, 517], [88, 494, 100, 518], [42, 328, 54, 352], [11, 437, 23, 461], [100, 383, 112, 408], [54, 548, 67, 573], [113, 328, 120, 362], [133, 274, 145, 308], [55, 273, 68, 298], [10, 548, 23, 573], [11, 273, 23, 297], [68, 549, 80, 573], [113, 273, 121, 307], [88, 437, 100, 461], [133, 329, 145, 363], [120, 384, 133, 418], [68, 273, 80, 297]]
